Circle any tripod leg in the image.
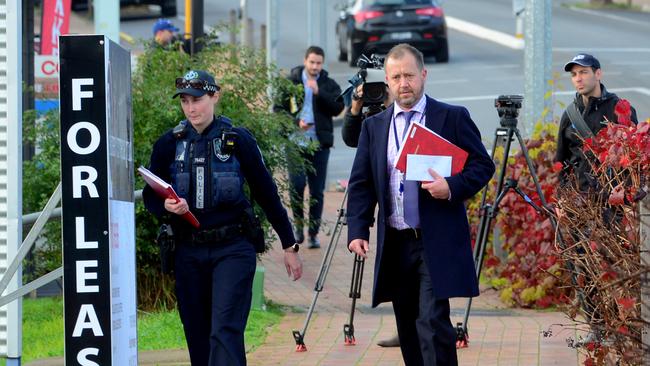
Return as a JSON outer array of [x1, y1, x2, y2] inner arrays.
[[344, 254, 365, 346], [457, 127, 516, 348], [293, 189, 349, 352]]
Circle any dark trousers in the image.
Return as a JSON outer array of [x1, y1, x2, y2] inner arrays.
[[288, 147, 330, 236], [388, 229, 458, 366], [174, 237, 256, 366]]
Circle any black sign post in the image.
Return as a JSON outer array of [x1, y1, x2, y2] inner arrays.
[[59, 35, 137, 366]]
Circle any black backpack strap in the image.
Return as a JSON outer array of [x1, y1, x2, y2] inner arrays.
[[566, 102, 594, 139]]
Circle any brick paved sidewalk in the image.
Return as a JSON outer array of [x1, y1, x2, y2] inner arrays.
[[247, 191, 583, 366]]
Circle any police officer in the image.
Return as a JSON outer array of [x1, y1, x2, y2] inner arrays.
[[143, 70, 303, 366]]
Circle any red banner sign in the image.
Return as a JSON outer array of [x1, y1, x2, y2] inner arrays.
[[40, 0, 71, 55]]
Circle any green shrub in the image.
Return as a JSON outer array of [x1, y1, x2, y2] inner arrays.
[[22, 42, 303, 310]]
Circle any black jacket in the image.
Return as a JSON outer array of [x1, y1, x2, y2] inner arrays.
[[341, 109, 364, 147], [555, 83, 638, 190], [283, 66, 344, 148]]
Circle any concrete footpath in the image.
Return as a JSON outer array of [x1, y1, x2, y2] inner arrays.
[[26, 190, 583, 366]]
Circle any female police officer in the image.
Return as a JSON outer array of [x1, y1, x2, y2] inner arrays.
[[143, 70, 303, 365]]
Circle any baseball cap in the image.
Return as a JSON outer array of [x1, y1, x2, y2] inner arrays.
[[173, 70, 220, 98], [564, 53, 601, 72], [152, 18, 179, 36]]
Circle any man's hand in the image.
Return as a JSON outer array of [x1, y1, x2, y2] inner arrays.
[[306, 79, 319, 95], [421, 169, 450, 200], [283, 250, 303, 281], [164, 197, 190, 215], [348, 239, 369, 258], [350, 84, 364, 116], [298, 119, 312, 131]]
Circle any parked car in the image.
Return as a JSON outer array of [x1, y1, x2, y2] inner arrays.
[[71, 0, 177, 17], [336, 0, 449, 66]]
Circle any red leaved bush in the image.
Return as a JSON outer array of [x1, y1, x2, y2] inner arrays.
[[468, 124, 568, 308], [554, 99, 650, 364]]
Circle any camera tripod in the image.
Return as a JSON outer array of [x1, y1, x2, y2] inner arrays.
[[292, 187, 366, 351], [456, 96, 554, 348]]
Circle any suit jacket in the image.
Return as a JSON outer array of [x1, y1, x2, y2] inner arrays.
[[346, 96, 495, 306]]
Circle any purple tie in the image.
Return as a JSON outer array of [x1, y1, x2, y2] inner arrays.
[[401, 111, 420, 228]]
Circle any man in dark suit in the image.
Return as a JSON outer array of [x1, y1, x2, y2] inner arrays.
[[346, 44, 495, 365]]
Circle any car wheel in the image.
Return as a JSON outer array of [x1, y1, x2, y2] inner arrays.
[[161, 0, 177, 17], [435, 39, 449, 63], [348, 38, 362, 67]]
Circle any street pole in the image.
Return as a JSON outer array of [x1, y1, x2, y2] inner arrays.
[[523, 0, 552, 136], [266, 0, 278, 67], [2, 1, 24, 365], [241, 0, 248, 47], [93, 0, 119, 43], [319, 0, 327, 66], [192, 0, 204, 53], [307, 0, 314, 46]]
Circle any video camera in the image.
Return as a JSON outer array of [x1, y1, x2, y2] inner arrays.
[[494, 95, 523, 128], [338, 54, 388, 111]]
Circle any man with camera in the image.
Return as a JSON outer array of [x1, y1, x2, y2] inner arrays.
[[284, 46, 344, 249], [341, 68, 394, 148], [346, 44, 494, 365]]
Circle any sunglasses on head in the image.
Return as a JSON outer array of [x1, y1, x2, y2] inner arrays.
[[175, 78, 220, 93]]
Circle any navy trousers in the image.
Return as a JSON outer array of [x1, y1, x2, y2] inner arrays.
[[174, 237, 256, 366], [389, 231, 458, 366], [288, 147, 330, 236]]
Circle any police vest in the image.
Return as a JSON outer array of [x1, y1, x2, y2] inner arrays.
[[170, 117, 246, 212]]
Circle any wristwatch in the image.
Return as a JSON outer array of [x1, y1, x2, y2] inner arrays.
[[287, 243, 300, 253]]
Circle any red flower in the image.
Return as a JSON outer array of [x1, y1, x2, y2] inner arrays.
[[584, 357, 595, 366], [615, 99, 632, 126], [552, 162, 563, 172], [608, 185, 625, 206], [618, 325, 629, 335], [589, 241, 598, 251]]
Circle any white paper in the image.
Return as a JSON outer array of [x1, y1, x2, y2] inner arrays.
[[405, 154, 452, 181]]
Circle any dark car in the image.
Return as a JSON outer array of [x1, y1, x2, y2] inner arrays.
[[72, 0, 177, 17], [336, 0, 448, 66]]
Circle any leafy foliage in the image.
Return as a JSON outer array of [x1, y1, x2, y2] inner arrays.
[[22, 42, 303, 310]]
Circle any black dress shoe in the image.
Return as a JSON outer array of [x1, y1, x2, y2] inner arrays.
[[377, 334, 400, 347], [294, 228, 304, 244], [308, 235, 320, 249]]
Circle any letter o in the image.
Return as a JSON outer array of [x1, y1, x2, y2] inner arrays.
[[67, 122, 100, 155]]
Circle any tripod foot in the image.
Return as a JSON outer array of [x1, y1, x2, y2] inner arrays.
[[455, 322, 469, 349], [343, 324, 356, 346], [293, 330, 307, 352]]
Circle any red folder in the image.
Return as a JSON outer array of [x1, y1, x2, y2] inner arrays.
[[395, 122, 468, 176], [138, 166, 200, 228]]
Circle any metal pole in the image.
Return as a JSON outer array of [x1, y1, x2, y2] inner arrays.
[[192, 0, 204, 53], [241, 0, 248, 46], [4, 1, 23, 364], [641, 198, 650, 364], [307, 0, 314, 46], [93, 0, 119, 43], [319, 0, 326, 49], [523, 0, 552, 136], [266, 0, 279, 67]]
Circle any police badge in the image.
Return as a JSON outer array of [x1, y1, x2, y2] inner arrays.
[[213, 138, 231, 162]]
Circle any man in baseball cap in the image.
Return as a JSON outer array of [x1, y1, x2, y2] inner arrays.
[[152, 18, 179, 48]]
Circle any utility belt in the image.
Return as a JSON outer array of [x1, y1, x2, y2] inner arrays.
[[177, 223, 244, 246]]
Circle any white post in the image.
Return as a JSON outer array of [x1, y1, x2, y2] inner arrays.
[[93, 0, 120, 43], [1, 1, 24, 365]]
